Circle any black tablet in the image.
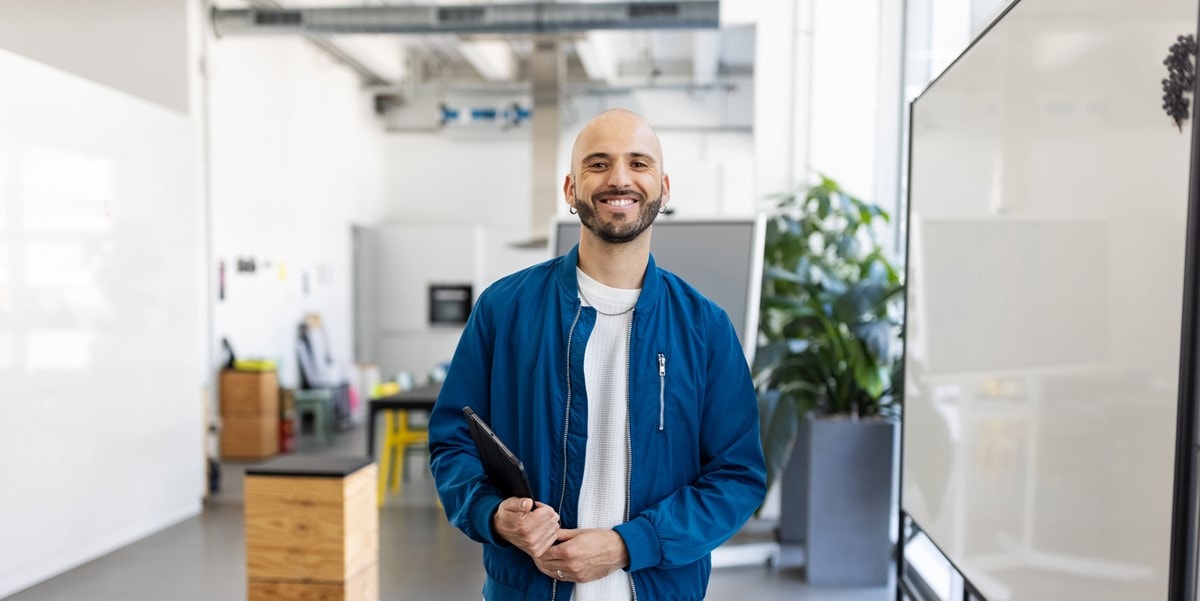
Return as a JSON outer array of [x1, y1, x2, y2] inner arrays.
[[463, 406, 534, 500]]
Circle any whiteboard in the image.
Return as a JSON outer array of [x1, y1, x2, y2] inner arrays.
[[901, 0, 1197, 598], [553, 216, 765, 362], [0, 48, 203, 597]]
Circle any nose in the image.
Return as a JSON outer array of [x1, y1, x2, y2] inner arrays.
[[605, 163, 633, 189]]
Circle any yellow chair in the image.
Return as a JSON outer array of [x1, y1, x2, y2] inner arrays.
[[375, 376, 429, 507]]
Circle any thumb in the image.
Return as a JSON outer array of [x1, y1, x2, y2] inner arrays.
[[519, 498, 532, 512], [556, 528, 581, 541]]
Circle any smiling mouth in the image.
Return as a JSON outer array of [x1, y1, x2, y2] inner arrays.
[[602, 198, 637, 207], [595, 191, 642, 207]]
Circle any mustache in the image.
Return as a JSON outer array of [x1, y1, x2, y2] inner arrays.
[[592, 189, 644, 202]]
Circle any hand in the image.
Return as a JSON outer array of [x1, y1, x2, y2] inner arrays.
[[492, 497, 560, 559], [534, 528, 629, 583]]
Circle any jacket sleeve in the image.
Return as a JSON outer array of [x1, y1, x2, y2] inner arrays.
[[614, 309, 768, 571], [427, 290, 512, 547]]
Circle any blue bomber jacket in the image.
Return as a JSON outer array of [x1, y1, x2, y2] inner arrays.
[[428, 245, 767, 601]]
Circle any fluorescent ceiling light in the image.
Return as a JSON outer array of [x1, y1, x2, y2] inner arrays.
[[458, 39, 516, 81], [575, 32, 618, 83]]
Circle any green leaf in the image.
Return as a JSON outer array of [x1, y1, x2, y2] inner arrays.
[[853, 321, 893, 360], [759, 391, 800, 493], [764, 265, 806, 285], [833, 281, 888, 322]]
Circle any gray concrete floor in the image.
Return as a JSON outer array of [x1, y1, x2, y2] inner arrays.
[[4, 420, 896, 601]]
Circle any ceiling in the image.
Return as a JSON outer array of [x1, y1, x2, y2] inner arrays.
[[226, 1, 755, 90]]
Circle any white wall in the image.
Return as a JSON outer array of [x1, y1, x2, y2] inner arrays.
[[206, 34, 387, 389], [0, 2, 203, 596]]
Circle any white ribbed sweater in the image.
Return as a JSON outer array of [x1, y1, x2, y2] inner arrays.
[[573, 269, 637, 601]]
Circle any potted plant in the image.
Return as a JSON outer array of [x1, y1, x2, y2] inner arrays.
[[754, 175, 904, 585]]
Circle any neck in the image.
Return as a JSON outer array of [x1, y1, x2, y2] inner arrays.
[[576, 227, 652, 289]]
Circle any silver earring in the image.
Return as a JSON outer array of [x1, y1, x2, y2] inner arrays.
[[569, 206, 578, 215], [659, 206, 667, 214]]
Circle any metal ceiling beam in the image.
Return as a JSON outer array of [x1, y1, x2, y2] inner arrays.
[[211, 2, 720, 37]]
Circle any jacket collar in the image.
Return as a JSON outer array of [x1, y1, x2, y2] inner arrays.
[[558, 244, 662, 311]]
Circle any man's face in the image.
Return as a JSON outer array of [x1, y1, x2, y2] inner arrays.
[[565, 113, 670, 245]]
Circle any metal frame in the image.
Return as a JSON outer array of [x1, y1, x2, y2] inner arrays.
[[1168, 3, 1200, 598]]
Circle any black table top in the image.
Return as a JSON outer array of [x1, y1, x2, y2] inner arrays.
[[245, 455, 373, 478], [369, 382, 442, 409]]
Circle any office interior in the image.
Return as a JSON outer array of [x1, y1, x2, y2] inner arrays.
[[6, 0, 1144, 599]]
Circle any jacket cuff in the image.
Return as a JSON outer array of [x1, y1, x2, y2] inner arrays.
[[470, 494, 511, 548], [614, 516, 661, 572]]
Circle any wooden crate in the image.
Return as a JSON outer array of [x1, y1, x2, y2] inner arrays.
[[221, 414, 280, 459], [245, 459, 378, 586], [220, 369, 280, 416]]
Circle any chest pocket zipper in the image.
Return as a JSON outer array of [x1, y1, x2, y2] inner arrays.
[[657, 353, 666, 431]]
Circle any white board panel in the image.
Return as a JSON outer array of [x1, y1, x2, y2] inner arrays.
[[0, 49, 202, 597], [902, 0, 1197, 598]]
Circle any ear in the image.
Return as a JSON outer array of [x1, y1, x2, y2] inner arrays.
[[660, 173, 671, 208], [563, 173, 576, 208]]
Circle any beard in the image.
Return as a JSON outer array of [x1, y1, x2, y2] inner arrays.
[[574, 189, 664, 245]]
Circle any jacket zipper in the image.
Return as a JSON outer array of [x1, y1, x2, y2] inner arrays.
[[553, 304, 584, 601], [657, 353, 666, 432], [626, 313, 638, 601]]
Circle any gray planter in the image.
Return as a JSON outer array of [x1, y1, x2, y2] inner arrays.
[[779, 414, 897, 585]]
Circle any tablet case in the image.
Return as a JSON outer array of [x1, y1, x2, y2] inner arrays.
[[463, 406, 534, 500]]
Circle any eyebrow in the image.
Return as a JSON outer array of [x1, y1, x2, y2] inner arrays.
[[581, 152, 658, 165]]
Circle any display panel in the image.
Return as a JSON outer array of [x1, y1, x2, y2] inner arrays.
[[901, 0, 1198, 598]]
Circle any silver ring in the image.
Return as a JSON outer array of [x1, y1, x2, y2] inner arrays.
[[557, 569, 563, 580]]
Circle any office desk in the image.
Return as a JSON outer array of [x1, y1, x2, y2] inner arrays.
[[366, 382, 441, 458]]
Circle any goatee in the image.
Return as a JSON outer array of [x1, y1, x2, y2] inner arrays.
[[575, 193, 663, 245]]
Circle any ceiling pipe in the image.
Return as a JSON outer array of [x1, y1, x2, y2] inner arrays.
[[210, 2, 720, 37]]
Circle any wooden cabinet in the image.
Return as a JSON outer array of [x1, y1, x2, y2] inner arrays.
[[219, 370, 280, 459], [244, 457, 378, 601]]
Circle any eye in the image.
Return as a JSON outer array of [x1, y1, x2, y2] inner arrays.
[[631, 161, 647, 169], [587, 161, 608, 170]]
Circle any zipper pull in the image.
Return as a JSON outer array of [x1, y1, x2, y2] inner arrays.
[[658, 353, 666, 376]]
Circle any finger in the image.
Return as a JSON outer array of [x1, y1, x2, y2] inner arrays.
[[530, 505, 559, 524], [555, 528, 581, 542], [532, 525, 560, 557], [502, 497, 532, 513]]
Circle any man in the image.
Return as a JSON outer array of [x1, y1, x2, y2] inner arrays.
[[428, 109, 766, 601]]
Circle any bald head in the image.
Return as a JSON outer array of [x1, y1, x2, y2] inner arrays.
[[569, 109, 664, 176]]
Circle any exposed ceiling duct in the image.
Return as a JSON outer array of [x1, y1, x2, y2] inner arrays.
[[211, 2, 719, 37]]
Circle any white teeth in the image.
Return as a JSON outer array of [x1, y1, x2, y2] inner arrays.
[[607, 199, 634, 207]]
